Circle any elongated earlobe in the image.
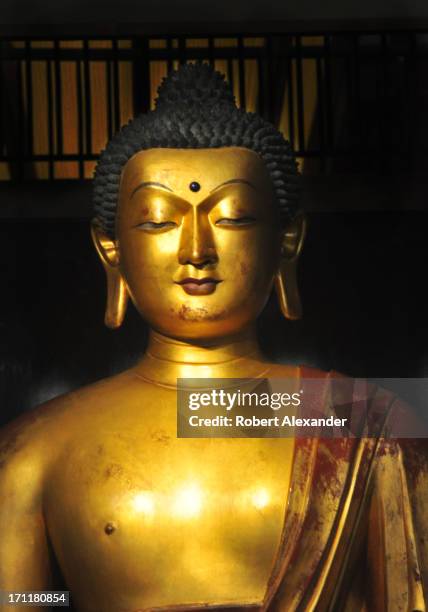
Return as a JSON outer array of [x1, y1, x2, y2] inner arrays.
[[91, 222, 129, 329], [103, 270, 129, 329], [274, 214, 306, 320], [275, 260, 302, 320]]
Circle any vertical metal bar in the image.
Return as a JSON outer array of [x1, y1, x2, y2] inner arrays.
[[295, 35, 305, 155], [46, 59, 54, 179], [24, 41, 33, 163], [237, 36, 246, 109], [257, 39, 265, 118], [178, 36, 186, 65], [287, 44, 295, 151], [208, 37, 215, 67], [17, 53, 25, 178], [54, 40, 63, 158], [316, 55, 326, 172], [265, 35, 275, 124], [112, 38, 120, 132], [323, 34, 333, 154], [227, 57, 234, 94], [132, 36, 150, 115], [106, 55, 113, 139], [141, 36, 151, 113], [76, 59, 84, 179], [166, 37, 173, 72], [83, 38, 92, 156], [0, 42, 21, 178]]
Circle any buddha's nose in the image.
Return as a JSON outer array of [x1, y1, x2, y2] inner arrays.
[[178, 211, 218, 268]]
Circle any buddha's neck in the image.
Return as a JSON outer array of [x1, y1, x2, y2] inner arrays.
[[134, 328, 269, 388]]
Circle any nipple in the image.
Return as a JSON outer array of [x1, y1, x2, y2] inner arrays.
[[104, 522, 117, 535]]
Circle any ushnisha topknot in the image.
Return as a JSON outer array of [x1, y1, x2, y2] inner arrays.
[[155, 62, 235, 112], [93, 62, 300, 237]]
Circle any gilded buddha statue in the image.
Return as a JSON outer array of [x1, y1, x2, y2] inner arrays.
[[1, 63, 428, 612]]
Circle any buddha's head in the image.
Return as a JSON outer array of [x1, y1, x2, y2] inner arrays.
[[92, 63, 305, 341]]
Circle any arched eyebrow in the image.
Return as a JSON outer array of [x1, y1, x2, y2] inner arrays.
[[210, 178, 256, 193], [131, 181, 173, 198]]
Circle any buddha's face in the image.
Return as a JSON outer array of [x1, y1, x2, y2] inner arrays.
[[115, 147, 281, 340]]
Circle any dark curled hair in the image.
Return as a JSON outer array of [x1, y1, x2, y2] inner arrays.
[[93, 62, 300, 237]]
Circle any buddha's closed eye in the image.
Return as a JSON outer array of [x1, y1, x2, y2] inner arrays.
[[135, 221, 177, 231], [134, 217, 257, 231], [215, 217, 257, 226]]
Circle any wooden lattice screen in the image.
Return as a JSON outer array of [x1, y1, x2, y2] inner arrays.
[[0, 32, 426, 180]]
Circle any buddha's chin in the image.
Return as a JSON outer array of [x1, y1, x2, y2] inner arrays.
[[145, 306, 256, 342], [158, 325, 252, 343]]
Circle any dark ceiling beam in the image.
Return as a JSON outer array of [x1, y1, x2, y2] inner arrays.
[[1, 18, 428, 39]]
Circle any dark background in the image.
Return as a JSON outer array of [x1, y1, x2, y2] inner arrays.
[[0, 3, 427, 427], [2, 0, 428, 26]]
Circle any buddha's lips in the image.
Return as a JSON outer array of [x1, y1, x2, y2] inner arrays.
[[175, 277, 222, 296]]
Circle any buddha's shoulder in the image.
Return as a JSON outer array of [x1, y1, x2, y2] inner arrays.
[[0, 368, 151, 471]]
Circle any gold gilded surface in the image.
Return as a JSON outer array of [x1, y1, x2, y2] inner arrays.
[[1, 146, 427, 612], [44, 362, 296, 611], [114, 147, 281, 340], [0, 147, 298, 611], [0, 344, 297, 612]]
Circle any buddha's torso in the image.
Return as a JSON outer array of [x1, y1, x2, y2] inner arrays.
[[5, 357, 424, 612], [44, 374, 295, 612]]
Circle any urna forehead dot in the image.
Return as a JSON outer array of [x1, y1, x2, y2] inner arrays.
[[189, 181, 201, 192]]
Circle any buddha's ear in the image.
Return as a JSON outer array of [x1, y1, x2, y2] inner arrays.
[[279, 213, 306, 261], [91, 221, 128, 329], [91, 221, 120, 267], [274, 214, 307, 320]]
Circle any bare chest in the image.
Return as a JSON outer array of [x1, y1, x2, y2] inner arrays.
[[45, 418, 294, 611]]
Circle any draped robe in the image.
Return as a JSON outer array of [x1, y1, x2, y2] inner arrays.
[[146, 368, 428, 612]]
